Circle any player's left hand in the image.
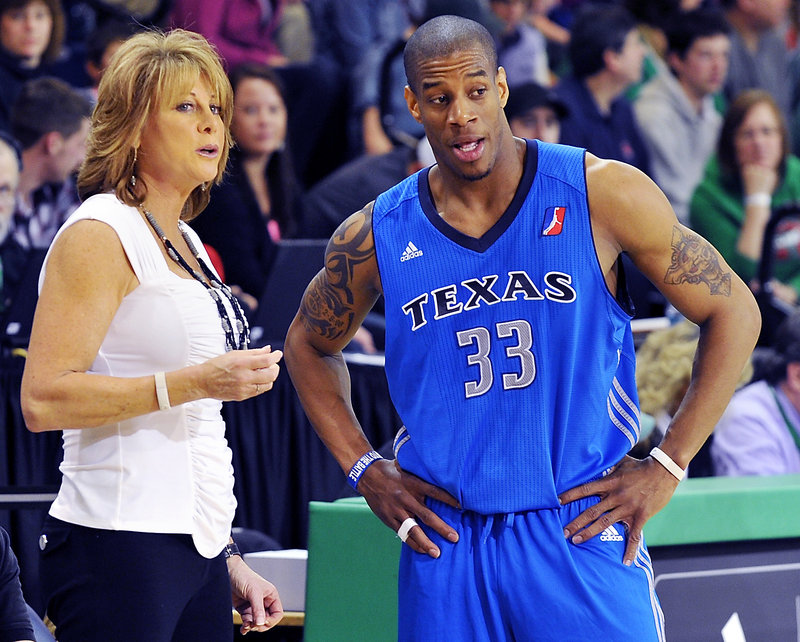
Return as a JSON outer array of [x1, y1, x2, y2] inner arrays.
[[227, 555, 284, 635], [557, 454, 680, 566]]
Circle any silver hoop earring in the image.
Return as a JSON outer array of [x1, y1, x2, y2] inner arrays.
[[200, 182, 207, 192]]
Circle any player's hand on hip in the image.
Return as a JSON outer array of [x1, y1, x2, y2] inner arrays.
[[557, 455, 679, 566], [358, 459, 460, 558]]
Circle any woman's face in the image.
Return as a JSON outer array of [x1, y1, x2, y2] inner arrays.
[[0, 0, 52, 67], [137, 77, 225, 196], [231, 77, 287, 157], [734, 102, 783, 170]]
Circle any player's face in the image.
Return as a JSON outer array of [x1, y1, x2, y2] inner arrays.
[[231, 77, 287, 158], [672, 34, 730, 101], [734, 101, 783, 171], [405, 47, 509, 183]]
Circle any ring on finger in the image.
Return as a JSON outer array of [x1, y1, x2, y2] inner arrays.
[[397, 517, 418, 542], [255, 383, 261, 394]]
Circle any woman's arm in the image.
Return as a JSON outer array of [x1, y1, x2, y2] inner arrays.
[[21, 220, 281, 432]]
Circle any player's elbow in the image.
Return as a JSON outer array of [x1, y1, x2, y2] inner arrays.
[[742, 295, 763, 345], [724, 287, 762, 348]]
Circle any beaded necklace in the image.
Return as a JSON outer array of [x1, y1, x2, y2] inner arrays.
[[140, 205, 249, 351]]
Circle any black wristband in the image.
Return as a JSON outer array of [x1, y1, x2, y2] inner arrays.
[[223, 541, 241, 559]]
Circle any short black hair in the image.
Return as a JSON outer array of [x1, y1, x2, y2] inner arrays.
[[568, 4, 637, 79], [404, 14, 498, 95], [10, 77, 92, 150], [666, 8, 731, 59]]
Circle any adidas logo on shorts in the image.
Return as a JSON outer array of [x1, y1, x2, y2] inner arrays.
[[400, 241, 423, 262], [599, 525, 624, 542]]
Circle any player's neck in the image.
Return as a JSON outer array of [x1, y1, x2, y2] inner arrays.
[[430, 136, 525, 238]]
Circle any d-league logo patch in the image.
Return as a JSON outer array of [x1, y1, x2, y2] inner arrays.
[[542, 206, 566, 236]]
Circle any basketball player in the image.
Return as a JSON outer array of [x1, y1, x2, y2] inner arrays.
[[284, 15, 760, 641]]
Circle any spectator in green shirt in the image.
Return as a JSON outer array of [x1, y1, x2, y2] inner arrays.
[[690, 89, 800, 307]]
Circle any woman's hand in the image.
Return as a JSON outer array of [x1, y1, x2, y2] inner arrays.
[[741, 163, 778, 199], [228, 556, 284, 634], [197, 346, 282, 401]]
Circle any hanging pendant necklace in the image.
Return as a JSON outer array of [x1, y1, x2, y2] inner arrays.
[[140, 204, 250, 351]]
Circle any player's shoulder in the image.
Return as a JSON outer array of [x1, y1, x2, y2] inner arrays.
[[325, 201, 381, 289], [585, 153, 642, 187], [585, 153, 664, 214], [331, 200, 375, 247]]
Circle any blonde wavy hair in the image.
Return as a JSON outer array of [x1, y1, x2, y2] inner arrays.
[[636, 320, 753, 417], [77, 28, 233, 221]]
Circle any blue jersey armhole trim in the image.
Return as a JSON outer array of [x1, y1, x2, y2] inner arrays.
[[579, 152, 636, 320]]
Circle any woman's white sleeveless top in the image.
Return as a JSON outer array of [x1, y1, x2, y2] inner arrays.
[[44, 193, 238, 558]]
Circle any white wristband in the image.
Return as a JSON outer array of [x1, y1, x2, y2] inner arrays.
[[744, 192, 771, 208], [650, 447, 685, 481], [154, 371, 171, 411]]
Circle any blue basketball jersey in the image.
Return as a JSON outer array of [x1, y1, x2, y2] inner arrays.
[[373, 140, 641, 514]]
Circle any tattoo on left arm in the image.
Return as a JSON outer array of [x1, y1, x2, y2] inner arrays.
[[663, 226, 731, 296]]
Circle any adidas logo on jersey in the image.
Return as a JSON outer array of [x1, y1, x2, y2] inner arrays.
[[400, 241, 423, 262], [600, 525, 624, 542]]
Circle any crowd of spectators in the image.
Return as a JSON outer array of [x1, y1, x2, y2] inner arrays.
[[4, 0, 800, 629], [0, 0, 798, 422]]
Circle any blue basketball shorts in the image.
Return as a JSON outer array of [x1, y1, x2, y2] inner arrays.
[[398, 497, 665, 641]]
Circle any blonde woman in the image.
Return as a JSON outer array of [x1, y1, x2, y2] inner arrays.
[[21, 30, 283, 640]]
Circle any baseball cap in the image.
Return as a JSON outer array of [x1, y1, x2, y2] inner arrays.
[[505, 82, 569, 121]]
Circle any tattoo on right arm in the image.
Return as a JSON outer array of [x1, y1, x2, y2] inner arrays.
[[299, 208, 375, 341]]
